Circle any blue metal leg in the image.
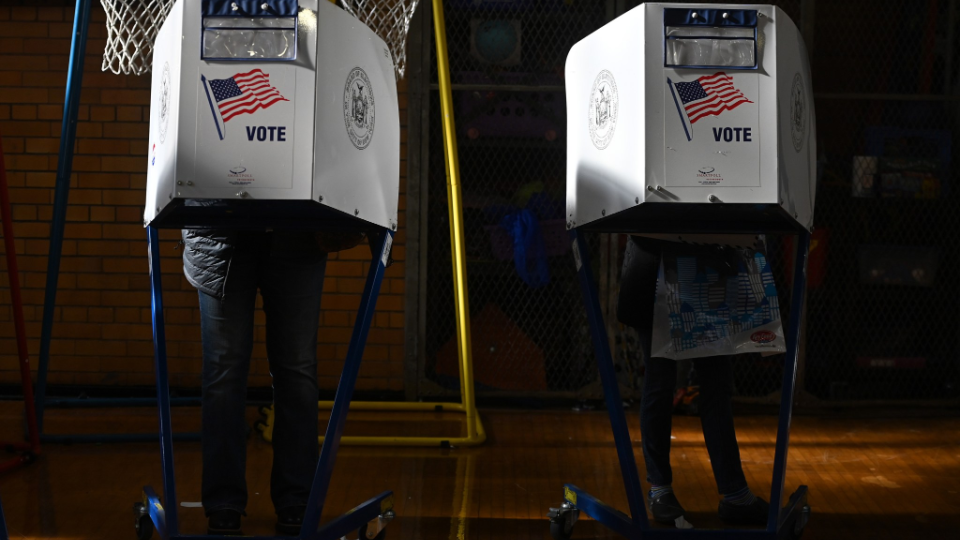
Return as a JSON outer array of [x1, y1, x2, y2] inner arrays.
[[570, 229, 647, 533], [148, 226, 180, 537], [32, 0, 199, 446], [563, 484, 636, 538], [777, 485, 809, 537], [309, 491, 393, 540], [143, 486, 170, 540], [301, 229, 395, 537], [0, 493, 8, 540], [767, 231, 810, 533], [35, 0, 94, 434]]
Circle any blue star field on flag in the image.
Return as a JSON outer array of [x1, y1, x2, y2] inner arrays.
[[210, 78, 243, 103], [675, 81, 709, 104]]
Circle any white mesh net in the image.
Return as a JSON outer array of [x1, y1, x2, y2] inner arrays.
[[341, 0, 420, 79], [100, 0, 419, 78], [101, 0, 176, 76]]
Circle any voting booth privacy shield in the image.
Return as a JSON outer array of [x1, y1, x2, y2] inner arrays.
[[135, 2, 400, 539], [551, 4, 814, 539], [146, 0, 399, 232], [565, 2, 815, 236]]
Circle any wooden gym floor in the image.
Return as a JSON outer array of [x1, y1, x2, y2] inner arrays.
[[0, 403, 958, 539]]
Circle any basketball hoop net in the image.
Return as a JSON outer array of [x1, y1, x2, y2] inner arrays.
[[100, 0, 176, 76], [100, 0, 419, 79], [341, 0, 420, 79]]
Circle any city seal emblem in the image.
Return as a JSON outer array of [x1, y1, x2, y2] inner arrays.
[[588, 70, 618, 150], [159, 62, 171, 143], [790, 72, 805, 152], [343, 67, 375, 150]]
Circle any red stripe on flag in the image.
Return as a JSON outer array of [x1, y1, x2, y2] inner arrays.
[[687, 97, 751, 123], [219, 94, 259, 115], [237, 80, 271, 92], [220, 88, 283, 110], [220, 95, 288, 119], [698, 72, 733, 85], [232, 68, 266, 81], [215, 69, 289, 123], [221, 96, 289, 122], [681, 72, 752, 124], [687, 92, 746, 116], [239, 80, 276, 91]]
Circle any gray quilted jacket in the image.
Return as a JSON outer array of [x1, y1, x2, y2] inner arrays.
[[182, 228, 330, 298], [181, 229, 238, 298]]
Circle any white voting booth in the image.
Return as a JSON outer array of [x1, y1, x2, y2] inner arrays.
[[145, 0, 399, 231], [551, 4, 814, 539], [565, 2, 815, 237], [135, 2, 401, 539]]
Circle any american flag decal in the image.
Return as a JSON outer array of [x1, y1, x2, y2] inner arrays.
[[202, 69, 288, 140], [674, 72, 753, 125]]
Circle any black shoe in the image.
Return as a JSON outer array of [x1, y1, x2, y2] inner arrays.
[[276, 506, 306, 536], [207, 509, 242, 536], [718, 496, 770, 526], [650, 491, 686, 524]]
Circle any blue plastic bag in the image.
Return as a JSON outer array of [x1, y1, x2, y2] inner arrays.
[[499, 209, 550, 288]]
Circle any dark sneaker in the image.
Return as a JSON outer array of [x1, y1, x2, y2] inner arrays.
[[718, 496, 770, 526], [207, 509, 242, 536], [276, 506, 307, 536], [650, 491, 687, 524]]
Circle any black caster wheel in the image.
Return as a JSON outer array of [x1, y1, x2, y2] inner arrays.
[[549, 520, 572, 540], [359, 523, 386, 540], [547, 504, 578, 540], [790, 505, 811, 539], [133, 503, 154, 540]]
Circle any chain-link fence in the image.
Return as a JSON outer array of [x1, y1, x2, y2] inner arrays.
[[411, 1, 611, 400], [406, 0, 960, 404], [805, 0, 960, 402]]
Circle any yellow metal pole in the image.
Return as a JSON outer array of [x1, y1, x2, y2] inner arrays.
[[257, 399, 486, 445], [255, 1, 486, 448], [431, 0, 479, 440], [447, 453, 475, 539]]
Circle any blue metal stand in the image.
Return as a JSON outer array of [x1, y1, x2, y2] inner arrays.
[[0, 493, 8, 540], [553, 229, 811, 540], [35, 0, 92, 436], [31, 0, 201, 445], [140, 226, 395, 540]]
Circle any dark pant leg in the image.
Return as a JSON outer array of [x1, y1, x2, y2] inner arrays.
[[692, 356, 748, 495], [640, 356, 679, 487], [259, 236, 327, 512], [617, 236, 664, 345], [618, 237, 678, 487], [199, 278, 257, 514]]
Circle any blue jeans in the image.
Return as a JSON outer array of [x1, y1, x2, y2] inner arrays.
[[198, 232, 327, 515], [641, 356, 748, 495], [618, 236, 748, 495]]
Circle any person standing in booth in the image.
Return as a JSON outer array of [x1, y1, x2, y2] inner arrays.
[[617, 235, 770, 527], [183, 226, 360, 536]]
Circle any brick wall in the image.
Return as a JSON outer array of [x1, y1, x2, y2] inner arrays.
[[0, 1, 408, 393]]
